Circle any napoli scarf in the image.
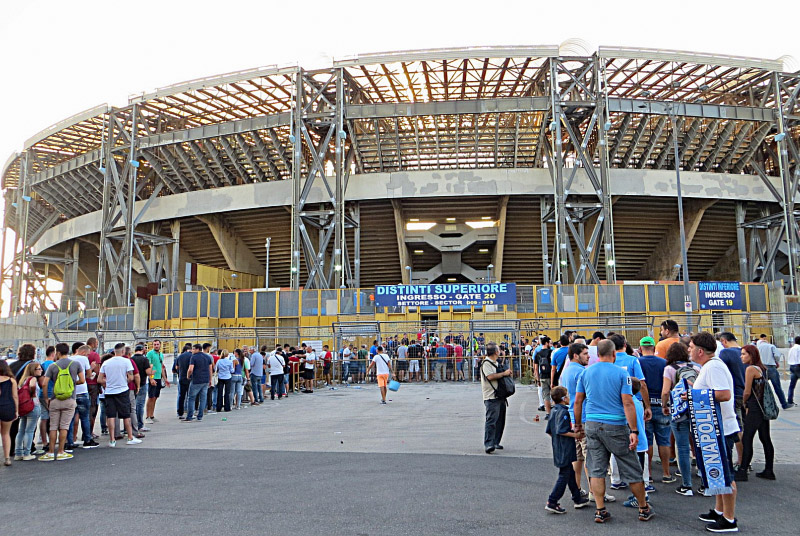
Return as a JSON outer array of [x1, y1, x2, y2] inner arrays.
[[688, 388, 733, 495], [670, 378, 689, 421]]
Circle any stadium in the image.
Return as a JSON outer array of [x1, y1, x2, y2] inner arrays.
[[1, 44, 799, 345]]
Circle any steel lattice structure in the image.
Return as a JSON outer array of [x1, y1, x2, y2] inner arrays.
[[2, 45, 800, 321]]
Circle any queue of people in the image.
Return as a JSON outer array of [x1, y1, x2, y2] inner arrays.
[[481, 322, 788, 533]]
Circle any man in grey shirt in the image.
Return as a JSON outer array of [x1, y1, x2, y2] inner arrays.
[[249, 348, 264, 404], [396, 342, 409, 382], [757, 334, 792, 409]]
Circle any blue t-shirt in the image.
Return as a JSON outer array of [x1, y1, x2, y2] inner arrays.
[[576, 361, 633, 425], [638, 355, 667, 404], [551, 347, 569, 375], [369, 345, 378, 358], [615, 351, 645, 400], [436, 345, 448, 361], [633, 397, 648, 452], [560, 362, 585, 423], [189, 353, 212, 384], [719, 347, 746, 399]]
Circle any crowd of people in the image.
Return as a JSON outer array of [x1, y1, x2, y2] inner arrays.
[[480, 322, 791, 532], [0, 324, 793, 533]]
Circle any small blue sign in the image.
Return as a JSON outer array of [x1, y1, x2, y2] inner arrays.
[[375, 283, 517, 307], [698, 281, 742, 310]]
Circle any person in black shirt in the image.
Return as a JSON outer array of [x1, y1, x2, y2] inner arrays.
[[131, 346, 151, 432], [175, 344, 193, 419], [535, 337, 554, 418]]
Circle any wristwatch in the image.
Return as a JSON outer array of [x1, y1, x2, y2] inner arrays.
[[630, 430, 639, 435]]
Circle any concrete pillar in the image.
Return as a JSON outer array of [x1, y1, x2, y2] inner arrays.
[[492, 196, 508, 283], [195, 214, 262, 275], [705, 243, 741, 281], [636, 198, 717, 280], [392, 199, 412, 284]]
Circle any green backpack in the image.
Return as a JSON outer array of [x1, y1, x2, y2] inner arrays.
[[53, 362, 75, 400]]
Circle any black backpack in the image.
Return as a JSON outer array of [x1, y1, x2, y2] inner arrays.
[[481, 359, 516, 399]]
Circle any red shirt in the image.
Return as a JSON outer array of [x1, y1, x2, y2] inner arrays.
[[127, 358, 139, 391], [87, 351, 101, 385], [323, 351, 332, 365]]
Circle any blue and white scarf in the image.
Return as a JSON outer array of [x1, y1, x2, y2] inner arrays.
[[670, 378, 689, 421], [689, 388, 733, 495]]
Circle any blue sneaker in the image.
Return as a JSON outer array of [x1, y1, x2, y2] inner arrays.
[[645, 484, 656, 493], [623, 494, 651, 508], [610, 481, 628, 490]]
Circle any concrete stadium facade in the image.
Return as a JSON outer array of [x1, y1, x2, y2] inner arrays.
[[2, 45, 799, 319]]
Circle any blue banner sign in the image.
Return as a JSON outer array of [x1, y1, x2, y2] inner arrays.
[[698, 281, 742, 310], [375, 283, 517, 307]]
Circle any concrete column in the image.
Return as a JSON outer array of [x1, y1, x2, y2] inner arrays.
[[195, 214, 262, 275], [636, 198, 717, 280], [392, 199, 412, 284], [492, 195, 509, 283]]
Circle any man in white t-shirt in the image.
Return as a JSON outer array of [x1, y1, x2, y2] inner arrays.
[[68, 343, 97, 449], [302, 347, 317, 393], [341, 345, 352, 384], [267, 345, 286, 400], [366, 346, 395, 404], [586, 331, 604, 366], [690, 332, 739, 532], [98, 342, 141, 447]]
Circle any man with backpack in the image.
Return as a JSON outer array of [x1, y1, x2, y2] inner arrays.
[[40, 343, 85, 461], [480, 342, 512, 454], [535, 336, 554, 419]]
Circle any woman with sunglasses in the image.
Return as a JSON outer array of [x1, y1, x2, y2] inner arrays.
[[14, 361, 43, 460]]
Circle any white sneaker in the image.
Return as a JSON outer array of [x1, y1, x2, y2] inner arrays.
[[109, 441, 116, 448], [127, 438, 143, 445], [140, 426, 151, 432], [145, 418, 154, 424]]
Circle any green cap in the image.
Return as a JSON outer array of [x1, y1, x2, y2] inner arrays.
[[639, 336, 656, 347]]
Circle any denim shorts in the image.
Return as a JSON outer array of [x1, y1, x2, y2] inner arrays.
[[644, 409, 672, 447], [585, 421, 644, 483]]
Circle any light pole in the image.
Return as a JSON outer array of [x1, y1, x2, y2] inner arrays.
[[265, 237, 271, 288], [487, 264, 494, 283], [670, 111, 692, 327], [405, 265, 412, 285]]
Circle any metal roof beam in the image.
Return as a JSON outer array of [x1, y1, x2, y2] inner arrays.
[[233, 134, 268, 183], [186, 141, 222, 188]]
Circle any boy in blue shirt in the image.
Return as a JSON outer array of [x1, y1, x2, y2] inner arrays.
[[545, 386, 591, 513]]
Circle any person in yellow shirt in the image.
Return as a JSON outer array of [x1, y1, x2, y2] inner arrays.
[[655, 320, 680, 358]]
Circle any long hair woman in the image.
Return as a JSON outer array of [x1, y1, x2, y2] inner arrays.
[[0, 360, 19, 466], [736, 344, 775, 481], [14, 361, 42, 460], [660, 341, 699, 495], [231, 349, 245, 410]]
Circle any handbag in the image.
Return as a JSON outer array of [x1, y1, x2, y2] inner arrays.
[[759, 375, 780, 420]]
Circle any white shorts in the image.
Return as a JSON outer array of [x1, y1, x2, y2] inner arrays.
[[409, 360, 420, 372]]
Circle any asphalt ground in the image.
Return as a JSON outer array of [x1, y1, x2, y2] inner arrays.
[[1, 381, 799, 535]]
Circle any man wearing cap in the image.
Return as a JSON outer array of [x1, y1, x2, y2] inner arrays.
[[638, 336, 673, 484], [131, 345, 152, 433]]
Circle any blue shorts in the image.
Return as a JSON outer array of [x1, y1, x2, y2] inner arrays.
[[261, 375, 267, 385], [644, 408, 672, 447]]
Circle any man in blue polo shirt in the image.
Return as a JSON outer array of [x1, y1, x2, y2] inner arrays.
[[435, 343, 448, 382], [607, 334, 651, 490], [574, 339, 652, 522]]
